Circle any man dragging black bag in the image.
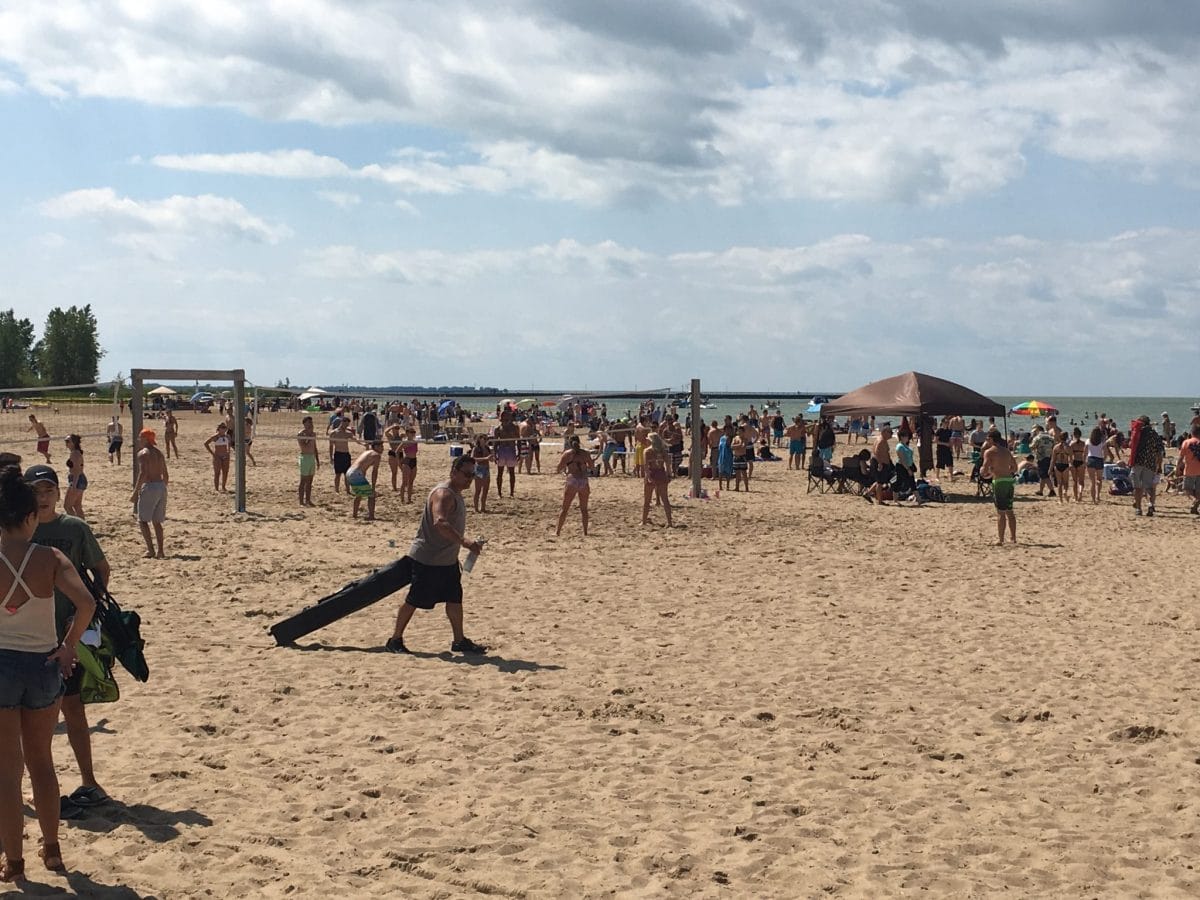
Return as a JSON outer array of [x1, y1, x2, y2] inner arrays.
[[270, 454, 487, 654]]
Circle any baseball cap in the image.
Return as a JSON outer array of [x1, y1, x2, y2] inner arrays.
[[23, 464, 58, 486]]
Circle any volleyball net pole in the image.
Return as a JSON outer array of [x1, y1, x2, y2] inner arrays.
[[131, 368, 247, 513]]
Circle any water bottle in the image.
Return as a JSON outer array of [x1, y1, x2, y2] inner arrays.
[[463, 537, 486, 573]]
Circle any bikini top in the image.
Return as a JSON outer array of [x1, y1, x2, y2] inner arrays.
[[0, 544, 57, 653]]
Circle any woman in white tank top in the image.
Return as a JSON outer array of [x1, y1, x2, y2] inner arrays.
[[0, 465, 95, 882]]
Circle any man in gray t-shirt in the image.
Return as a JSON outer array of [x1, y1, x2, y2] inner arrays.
[[386, 455, 486, 655]]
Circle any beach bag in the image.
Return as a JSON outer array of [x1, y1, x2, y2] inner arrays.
[[915, 481, 946, 503], [81, 572, 149, 683], [1109, 476, 1133, 496], [77, 634, 120, 704]]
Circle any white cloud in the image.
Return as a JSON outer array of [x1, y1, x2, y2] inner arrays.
[[315, 189, 361, 209], [39, 187, 291, 244], [2, 2, 1197, 206]]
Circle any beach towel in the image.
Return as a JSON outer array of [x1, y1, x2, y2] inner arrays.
[[717, 436, 734, 477]]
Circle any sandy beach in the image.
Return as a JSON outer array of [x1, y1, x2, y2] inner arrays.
[[2, 406, 1199, 898]]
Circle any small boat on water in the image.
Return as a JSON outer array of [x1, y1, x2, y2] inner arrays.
[[675, 396, 716, 409]]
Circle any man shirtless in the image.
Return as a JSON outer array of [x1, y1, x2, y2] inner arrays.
[[347, 443, 382, 520], [706, 419, 723, 478], [980, 430, 1018, 545], [130, 428, 169, 558], [739, 417, 758, 480], [107, 416, 124, 464], [27, 413, 51, 462], [328, 418, 354, 494], [297, 416, 320, 506], [871, 425, 894, 506], [785, 416, 807, 470]]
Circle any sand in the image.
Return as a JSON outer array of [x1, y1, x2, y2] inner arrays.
[[2, 406, 1199, 898]]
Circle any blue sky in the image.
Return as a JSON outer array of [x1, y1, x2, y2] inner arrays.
[[1, 1, 1198, 395]]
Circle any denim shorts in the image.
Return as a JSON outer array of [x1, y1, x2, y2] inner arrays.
[[0, 648, 65, 710]]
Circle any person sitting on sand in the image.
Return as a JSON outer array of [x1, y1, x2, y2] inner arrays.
[[981, 430, 1018, 544]]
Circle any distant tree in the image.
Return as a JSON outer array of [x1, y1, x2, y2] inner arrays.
[[38, 304, 103, 385], [275, 376, 291, 389], [0, 309, 36, 387]]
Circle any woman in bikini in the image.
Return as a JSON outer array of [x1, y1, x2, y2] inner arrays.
[[204, 422, 232, 492], [63, 435, 86, 519], [641, 433, 674, 527], [471, 434, 492, 513], [384, 421, 404, 491], [1085, 426, 1106, 504], [1069, 427, 1087, 502], [399, 428, 419, 504], [556, 435, 595, 536], [0, 465, 96, 883], [1050, 431, 1072, 505]]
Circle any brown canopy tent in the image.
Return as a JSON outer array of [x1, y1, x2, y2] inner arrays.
[[822, 371, 1006, 475]]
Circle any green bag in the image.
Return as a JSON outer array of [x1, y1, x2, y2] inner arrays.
[[76, 636, 119, 705]]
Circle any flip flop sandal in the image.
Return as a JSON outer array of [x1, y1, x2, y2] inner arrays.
[[68, 786, 109, 807]]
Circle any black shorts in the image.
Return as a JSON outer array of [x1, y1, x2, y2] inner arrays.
[[63, 665, 82, 698], [936, 447, 953, 468], [1037, 457, 1051, 479], [333, 451, 351, 474], [405, 560, 463, 609]]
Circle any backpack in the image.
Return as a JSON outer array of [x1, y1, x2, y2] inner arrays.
[[1109, 476, 1133, 496], [915, 480, 945, 503]]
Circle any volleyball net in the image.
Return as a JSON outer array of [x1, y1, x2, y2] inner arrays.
[[0, 380, 122, 458]]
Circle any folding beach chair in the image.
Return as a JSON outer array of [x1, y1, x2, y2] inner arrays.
[[837, 455, 871, 496], [807, 454, 836, 493]]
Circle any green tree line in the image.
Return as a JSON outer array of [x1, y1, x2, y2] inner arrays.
[[0, 305, 103, 388]]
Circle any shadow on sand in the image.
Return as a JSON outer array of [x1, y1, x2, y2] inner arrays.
[[293, 642, 564, 673]]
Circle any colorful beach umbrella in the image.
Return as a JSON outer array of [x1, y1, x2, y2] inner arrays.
[[1010, 401, 1059, 416]]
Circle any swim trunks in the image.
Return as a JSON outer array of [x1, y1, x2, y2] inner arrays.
[[36, 439, 49, 454], [992, 476, 1015, 511], [136, 481, 167, 524], [347, 468, 374, 498], [495, 445, 518, 467], [299, 454, 317, 477], [789, 439, 804, 454], [333, 451, 351, 474], [108, 437, 123, 454]]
